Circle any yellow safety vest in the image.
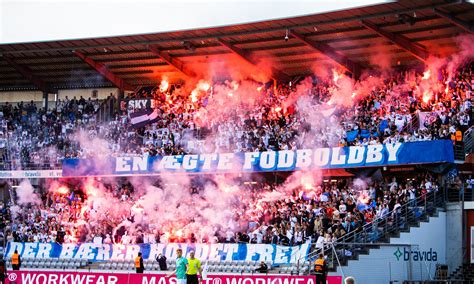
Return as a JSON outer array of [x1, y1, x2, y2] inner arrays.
[[12, 254, 19, 265], [314, 258, 325, 273], [135, 257, 141, 268]]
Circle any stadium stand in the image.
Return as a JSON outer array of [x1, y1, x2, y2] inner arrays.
[[0, 64, 471, 170], [0, 0, 473, 283]]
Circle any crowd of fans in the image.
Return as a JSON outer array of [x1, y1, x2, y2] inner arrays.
[[0, 64, 471, 249], [0, 172, 443, 247], [0, 64, 471, 170], [0, 97, 100, 169]]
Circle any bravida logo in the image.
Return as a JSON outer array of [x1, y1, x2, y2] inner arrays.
[[394, 248, 403, 261], [394, 248, 438, 261]]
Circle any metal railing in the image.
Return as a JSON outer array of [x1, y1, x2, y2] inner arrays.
[[447, 185, 473, 202], [463, 126, 474, 155], [0, 161, 62, 171], [299, 187, 446, 274]]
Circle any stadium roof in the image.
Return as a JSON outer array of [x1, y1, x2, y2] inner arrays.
[[0, 0, 472, 92]]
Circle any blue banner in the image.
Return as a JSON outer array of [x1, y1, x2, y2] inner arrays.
[[5, 242, 310, 265], [62, 140, 454, 177]]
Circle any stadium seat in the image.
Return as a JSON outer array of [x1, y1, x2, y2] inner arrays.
[[152, 262, 159, 270]]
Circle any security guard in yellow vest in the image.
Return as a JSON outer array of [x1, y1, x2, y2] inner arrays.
[[314, 253, 327, 284], [135, 252, 144, 273], [11, 250, 21, 271]]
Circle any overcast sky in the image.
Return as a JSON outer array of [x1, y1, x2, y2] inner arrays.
[[0, 0, 387, 44]]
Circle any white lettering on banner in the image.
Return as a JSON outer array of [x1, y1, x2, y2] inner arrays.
[[290, 243, 310, 263], [108, 143, 430, 175], [128, 99, 159, 111], [182, 155, 198, 170], [245, 245, 258, 261], [222, 244, 238, 261], [243, 152, 260, 170], [129, 99, 147, 110], [208, 244, 224, 261], [125, 245, 140, 260], [23, 243, 37, 258], [366, 144, 384, 164], [72, 274, 86, 284], [347, 146, 365, 165], [295, 149, 312, 168], [109, 276, 119, 284], [15, 272, 340, 284], [256, 244, 274, 262], [274, 246, 290, 264], [217, 153, 234, 170], [60, 244, 76, 259], [116, 157, 132, 172], [7, 242, 310, 264], [200, 154, 218, 170], [110, 244, 126, 260], [131, 156, 148, 172], [158, 156, 182, 170], [277, 150, 294, 169], [143, 277, 157, 284], [50, 274, 58, 283], [37, 243, 52, 258], [7, 242, 23, 257], [386, 143, 403, 162], [96, 244, 111, 261], [18, 272, 123, 284], [194, 244, 210, 260], [74, 244, 95, 260], [313, 148, 330, 167], [330, 147, 346, 166], [164, 243, 181, 260], [259, 152, 276, 170], [148, 244, 166, 261]]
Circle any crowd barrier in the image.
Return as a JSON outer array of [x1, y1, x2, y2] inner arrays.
[[5, 271, 343, 284]]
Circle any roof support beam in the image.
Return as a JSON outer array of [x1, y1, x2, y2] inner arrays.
[[289, 30, 362, 79], [73, 50, 134, 91], [2, 56, 51, 92], [216, 38, 290, 82], [148, 46, 195, 77], [360, 20, 429, 62], [433, 8, 473, 33]]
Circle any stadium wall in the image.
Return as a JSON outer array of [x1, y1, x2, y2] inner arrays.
[[0, 88, 117, 105], [465, 202, 474, 264], [330, 211, 447, 283], [446, 203, 462, 273], [4, 271, 343, 284], [0, 90, 43, 103], [57, 88, 118, 101]]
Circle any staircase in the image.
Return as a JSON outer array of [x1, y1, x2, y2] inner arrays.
[[448, 264, 474, 281], [294, 188, 447, 279]]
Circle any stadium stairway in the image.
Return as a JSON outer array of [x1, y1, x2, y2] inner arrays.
[[447, 263, 474, 282], [290, 189, 447, 276]]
